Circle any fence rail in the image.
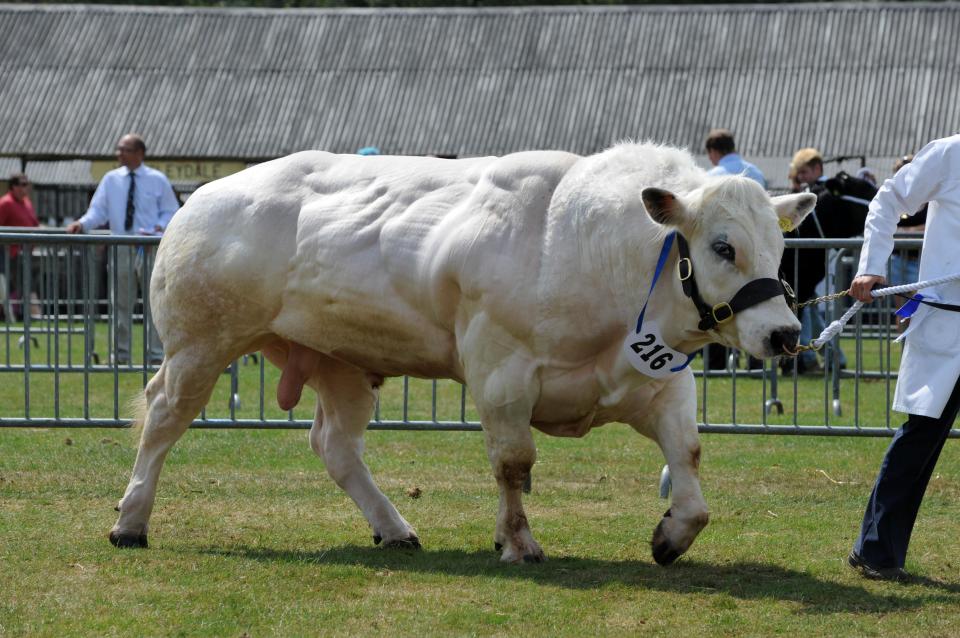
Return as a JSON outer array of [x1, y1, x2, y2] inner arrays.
[[2, 231, 952, 437]]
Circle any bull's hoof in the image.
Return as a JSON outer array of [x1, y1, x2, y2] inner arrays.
[[383, 535, 421, 550], [109, 530, 148, 549], [373, 534, 382, 545], [522, 552, 546, 564], [650, 519, 681, 566]]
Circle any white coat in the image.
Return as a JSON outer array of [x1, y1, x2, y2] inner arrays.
[[858, 134, 960, 418]]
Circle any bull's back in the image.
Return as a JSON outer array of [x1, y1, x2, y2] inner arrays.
[[155, 150, 580, 376]]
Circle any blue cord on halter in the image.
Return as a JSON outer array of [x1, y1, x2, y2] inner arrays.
[[634, 231, 696, 373]]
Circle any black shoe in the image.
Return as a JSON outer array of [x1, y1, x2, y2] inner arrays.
[[847, 551, 911, 582]]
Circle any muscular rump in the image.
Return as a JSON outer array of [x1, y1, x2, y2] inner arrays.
[[151, 169, 301, 356]]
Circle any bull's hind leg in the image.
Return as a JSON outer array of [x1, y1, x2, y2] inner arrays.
[[109, 348, 231, 548], [629, 372, 709, 565], [307, 356, 419, 548]]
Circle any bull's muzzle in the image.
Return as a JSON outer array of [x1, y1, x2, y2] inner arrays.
[[769, 327, 800, 355]]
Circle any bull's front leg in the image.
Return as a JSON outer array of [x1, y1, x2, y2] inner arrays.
[[628, 371, 709, 565], [463, 336, 544, 563], [483, 419, 542, 563]]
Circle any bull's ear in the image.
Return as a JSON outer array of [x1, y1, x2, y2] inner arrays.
[[771, 193, 816, 232], [641, 187, 687, 226]]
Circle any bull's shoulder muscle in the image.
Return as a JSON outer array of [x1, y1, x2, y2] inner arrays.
[[436, 150, 582, 259], [427, 151, 582, 317]]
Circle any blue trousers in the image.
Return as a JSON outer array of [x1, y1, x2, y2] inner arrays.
[[854, 374, 960, 568]]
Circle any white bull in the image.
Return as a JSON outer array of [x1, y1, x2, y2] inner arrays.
[[109, 143, 815, 564]]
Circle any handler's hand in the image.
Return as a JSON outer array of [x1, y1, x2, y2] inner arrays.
[[850, 274, 886, 303], [65, 221, 83, 234]]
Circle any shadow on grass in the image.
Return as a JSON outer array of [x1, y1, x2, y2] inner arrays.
[[199, 544, 960, 613]]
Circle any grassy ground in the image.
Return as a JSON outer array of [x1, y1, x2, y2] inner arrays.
[[3, 322, 959, 636], [2, 427, 959, 637]]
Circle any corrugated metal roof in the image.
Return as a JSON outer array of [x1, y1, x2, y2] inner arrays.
[[0, 2, 958, 164]]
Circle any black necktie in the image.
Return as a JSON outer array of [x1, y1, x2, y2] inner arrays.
[[125, 171, 136, 231]]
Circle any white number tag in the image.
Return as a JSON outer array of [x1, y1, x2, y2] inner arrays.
[[622, 320, 687, 378]]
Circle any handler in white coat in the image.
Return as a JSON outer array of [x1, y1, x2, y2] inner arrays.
[[848, 133, 960, 581]]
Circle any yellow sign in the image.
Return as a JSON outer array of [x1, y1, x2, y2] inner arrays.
[[90, 159, 247, 184]]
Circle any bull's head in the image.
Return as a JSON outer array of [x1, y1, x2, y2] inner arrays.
[[641, 177, 815, 358]]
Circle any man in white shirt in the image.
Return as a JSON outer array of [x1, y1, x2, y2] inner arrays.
[[67, 134, 180, 365], [848, 133, 960, 581]]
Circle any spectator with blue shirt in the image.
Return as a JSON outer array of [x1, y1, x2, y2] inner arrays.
[[705, 129, 767, 188], [67, 134, 179, 365]]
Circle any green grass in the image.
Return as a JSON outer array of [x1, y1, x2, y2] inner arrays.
[[2, 428, 959, 637], [3, 320, 959, 636]]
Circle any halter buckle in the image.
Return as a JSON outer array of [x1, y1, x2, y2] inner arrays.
[[711, 302, 734, 324], [677, 258, 692, 281], [781, 279, 795, 301]]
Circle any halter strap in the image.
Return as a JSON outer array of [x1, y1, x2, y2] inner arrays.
[[635, 231, 677, 332], [675, 233, 794, 331], [632, 231, 695, 373]]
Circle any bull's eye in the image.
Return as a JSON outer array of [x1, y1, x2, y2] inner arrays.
[[712, 240, 736, 262]]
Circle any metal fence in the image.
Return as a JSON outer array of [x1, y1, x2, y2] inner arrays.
[[1, 231, 951, 437]]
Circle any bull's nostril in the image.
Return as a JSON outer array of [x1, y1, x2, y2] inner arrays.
[[771, 328, 800, 353]]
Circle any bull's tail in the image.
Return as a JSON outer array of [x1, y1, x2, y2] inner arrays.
[[125, 392, 148, 442]]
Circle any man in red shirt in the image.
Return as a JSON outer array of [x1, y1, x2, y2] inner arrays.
[[0, 173, 42, 319]]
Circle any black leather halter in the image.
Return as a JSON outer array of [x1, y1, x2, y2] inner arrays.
[[675, 233, 796, 331]]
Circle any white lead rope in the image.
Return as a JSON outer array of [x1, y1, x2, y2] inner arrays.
[[809, 273, 960, 349]]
